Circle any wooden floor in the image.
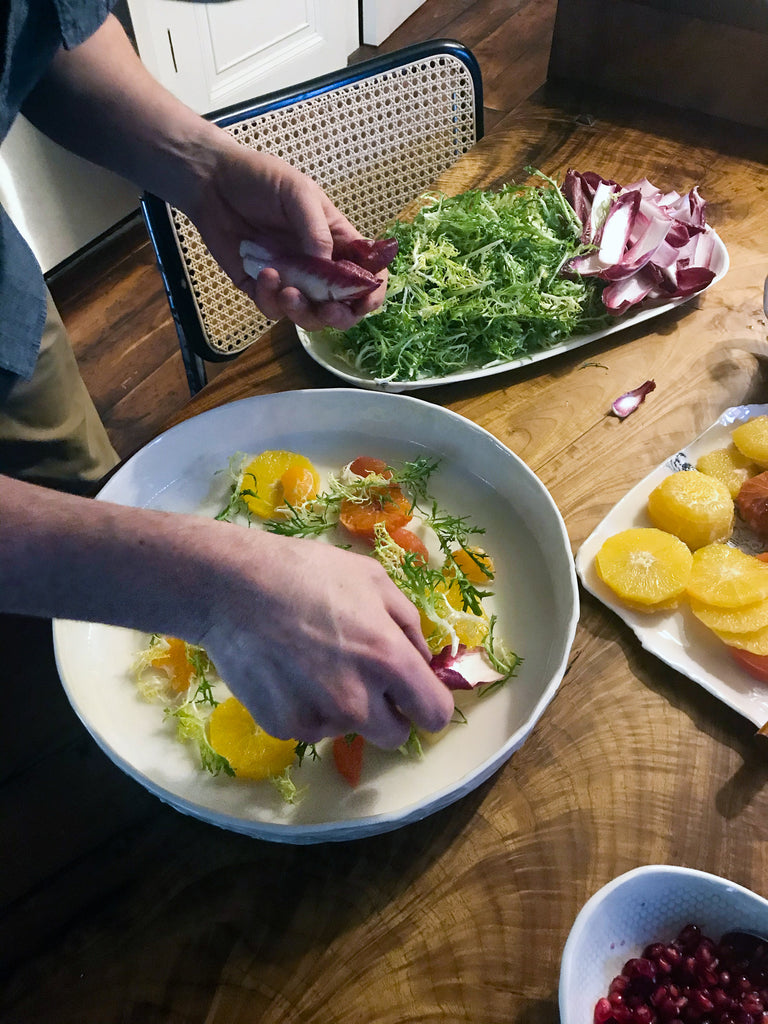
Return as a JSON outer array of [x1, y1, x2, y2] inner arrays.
[[47, 0, 558, 461]]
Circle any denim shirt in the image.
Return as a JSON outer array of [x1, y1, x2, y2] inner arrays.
[[0, 0, 113, 378]]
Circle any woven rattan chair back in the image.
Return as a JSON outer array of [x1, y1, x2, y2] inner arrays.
[[141, 40, 483, 394]]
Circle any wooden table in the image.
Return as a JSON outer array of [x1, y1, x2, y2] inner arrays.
[[3, 83, 768, 1023]]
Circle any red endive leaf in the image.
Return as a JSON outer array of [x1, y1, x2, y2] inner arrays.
[[611, 379, 656, 418]]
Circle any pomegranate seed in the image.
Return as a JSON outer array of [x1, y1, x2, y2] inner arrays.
[[625, 959, 657, 980], [643, 943, 667, 960], [711, 989, 732, 1010], [679, 926, 703, 950], [595, 926, 768, 1024], [653, 987, 671, 1007], [740, 995, 763, 1016], [595, 997, 616, 1024], [692, 992, 715, 1013]]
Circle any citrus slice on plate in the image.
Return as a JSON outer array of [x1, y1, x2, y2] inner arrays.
[[647, 470, 734, 550], [690, 594, 768, 634], [686, 544, 768, 608], [594, 527, 693, 608], [710, 621, 768, 656], [696, 445, 757, 498], [732, 415, 768, 468], [208, 697, 297, 780]]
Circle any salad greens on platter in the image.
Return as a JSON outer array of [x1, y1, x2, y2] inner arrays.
[[325, 168, 719, 385]]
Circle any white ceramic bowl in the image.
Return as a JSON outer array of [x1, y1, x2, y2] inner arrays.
[[53, 389, 579, 843], [560, 865, 768, 1024]]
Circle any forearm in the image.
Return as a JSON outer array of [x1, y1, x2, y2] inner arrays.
[[0, 474, 452, 745], [0, 474, 232, 639], [21, 14, 232, 219]]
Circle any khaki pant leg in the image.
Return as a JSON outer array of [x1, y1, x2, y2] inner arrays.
[[0, 289, 120, 493]]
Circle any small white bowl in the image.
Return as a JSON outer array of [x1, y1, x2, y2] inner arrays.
[[559, 865, 768, 1024]]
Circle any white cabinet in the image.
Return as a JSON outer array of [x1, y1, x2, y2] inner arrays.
[[126, 0, 359, 114]]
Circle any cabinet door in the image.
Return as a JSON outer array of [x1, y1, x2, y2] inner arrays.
[[126, 0, 359, 114]]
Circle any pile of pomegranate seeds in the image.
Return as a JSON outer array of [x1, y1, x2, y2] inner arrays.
[[594, 923, 768, 1024]]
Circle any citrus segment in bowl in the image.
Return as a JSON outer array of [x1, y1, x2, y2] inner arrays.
[[239, 450, 320, 519], [208, 697, 297, 780]]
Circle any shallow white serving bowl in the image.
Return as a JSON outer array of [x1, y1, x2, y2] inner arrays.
[[53, 389, 579, 843], [559, 865, 768, 1024]]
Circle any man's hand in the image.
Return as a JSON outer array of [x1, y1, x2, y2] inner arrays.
[[188, 143, 388, 332], [195, 529, 454, 748]]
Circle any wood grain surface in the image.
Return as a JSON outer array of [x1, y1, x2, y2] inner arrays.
[[4, 85, 768, 1024]]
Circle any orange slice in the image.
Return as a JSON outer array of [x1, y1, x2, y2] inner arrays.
[[239, 450, 319, 519], [690, 594, 768, 634], [420, 576, 490, 651], [710, 621, 768, 656], [686, 544, 768, 608], [208, 697, 297, 780], [594, 528, 693, 608], [448, 546, 496, 584], [696, 445, 757, 498], [732, 416, 768, 469], [146, 636, 195, 694], [647, 470, 734, 550]]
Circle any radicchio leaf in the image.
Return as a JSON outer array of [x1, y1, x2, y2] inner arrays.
[[563, 171, 718, 316], [431, 645, 506, 690], [240, 240, 384, 303], [611, 379, 656, 418], [333, 237, 399, 274]]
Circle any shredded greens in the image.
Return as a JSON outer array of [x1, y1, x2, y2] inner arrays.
[[326, 171, 610, 382]]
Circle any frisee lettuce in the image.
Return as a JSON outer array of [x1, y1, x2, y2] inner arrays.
[[326, 173, 610, 382], [168, 702, 235, 777]]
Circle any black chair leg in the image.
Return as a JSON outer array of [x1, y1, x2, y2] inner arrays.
[[179, 335, 208, 395]]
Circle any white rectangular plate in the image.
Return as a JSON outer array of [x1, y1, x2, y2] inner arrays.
[[575, 404, 768, 729], [297, 230, 728, 392]]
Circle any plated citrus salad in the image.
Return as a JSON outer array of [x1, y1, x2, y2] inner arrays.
[[593, 413, 768, 682], [133, 449, 521, 799]]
